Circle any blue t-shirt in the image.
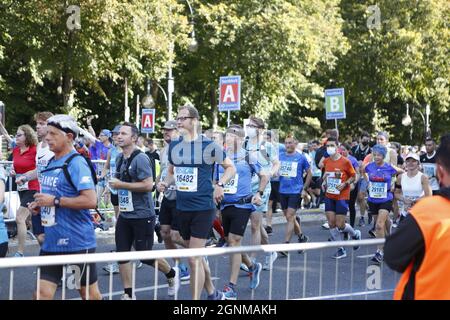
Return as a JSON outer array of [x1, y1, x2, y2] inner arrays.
[[169, 136, 227, 211], [279, 151, 310, 194], [216, 149, 261, 211], [40, 151, 96, 252], [348, 155, 359, 170], [365, 162, 397, 204], [0, 167, 8, 244]]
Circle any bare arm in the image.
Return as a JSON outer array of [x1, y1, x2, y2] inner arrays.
[[394, 174, 403, 201], [99, 149, 112, 179], [421, 174, 432, 197], [303, 168, 313, 189]]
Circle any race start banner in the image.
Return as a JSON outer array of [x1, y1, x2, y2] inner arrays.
[[219, 76, 241, 112], [141, 108, 155, 134], [325, 88, 346, 120]]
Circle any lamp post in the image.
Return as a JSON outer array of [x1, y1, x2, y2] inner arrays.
[[402, 103, 431, 142], [165, 0, 197, 121]]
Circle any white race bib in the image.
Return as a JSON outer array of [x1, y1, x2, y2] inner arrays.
[[223, 174, 239, 194], [422, 163, 436, 178], [119, 189, 134, 212], [369, 182, 388, 199], [280, 161, 298, 178], [175, 167, 198, 192], [41, 206, 56, 227], [326, 177, 341, 195], [16, 174, 29, 191]]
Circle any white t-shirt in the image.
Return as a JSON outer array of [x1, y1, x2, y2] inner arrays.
[[36, 142, 55, 182]]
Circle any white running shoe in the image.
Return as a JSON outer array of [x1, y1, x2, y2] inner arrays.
[[167, 267, 180, 297], [263, 252, 278, 270], [321, 222, 329, 230]]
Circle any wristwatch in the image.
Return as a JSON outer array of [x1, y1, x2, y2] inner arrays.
[[217, 182, 224, 188], [258, 190, 264, 196], [53, 195, 61, 208]]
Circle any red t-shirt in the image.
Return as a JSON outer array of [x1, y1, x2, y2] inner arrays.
[[323, 156, 356, 200], [13, 145, 39, 191]]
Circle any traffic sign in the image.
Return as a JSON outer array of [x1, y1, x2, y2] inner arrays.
[[141, 109, 155, 134], [219, 76, 241, 112], [325, 88, 346, 120]]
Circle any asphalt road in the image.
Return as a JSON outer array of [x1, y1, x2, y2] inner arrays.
[[0, 213, 400, 301]]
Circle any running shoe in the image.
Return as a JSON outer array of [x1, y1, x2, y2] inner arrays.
[[331, 247, 347, 259], [352, 230, 362, 250], [13, 252, 24, 258], [265, 225, 273, 236], [207, 289, 225, 300], [240, 263, 250, 273], [249, 262, 262, 289], [368, 228, 376, 238], [120, 293, 136, 300], [215, 238, 227, 247], [322, 222, 330, 230], [222, 285, 237, 300], [298, 234, 310, 254], [103, 262, 120, 274], [263, 251, 278, 270], [167, 266, 180, 297], [371, 251, 383, 264], [179, 263, 190, 281]]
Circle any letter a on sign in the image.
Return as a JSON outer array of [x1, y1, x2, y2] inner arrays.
[[141, 109, 155, 134], [223, 85, 235, 102], [219, 76, 241, 112]]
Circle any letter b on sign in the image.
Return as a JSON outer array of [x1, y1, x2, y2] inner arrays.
[[330, 97, 340, 112]]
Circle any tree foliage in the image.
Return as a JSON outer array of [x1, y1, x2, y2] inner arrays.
[[0, 0, 448, 144]]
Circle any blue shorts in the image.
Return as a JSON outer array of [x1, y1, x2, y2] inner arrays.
[[325, 198, 349, 215]]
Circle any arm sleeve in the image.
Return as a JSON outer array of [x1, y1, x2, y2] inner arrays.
[[384, 215, 425, 273], [69, 157, 96, 191], [135, 154, 152, 181]]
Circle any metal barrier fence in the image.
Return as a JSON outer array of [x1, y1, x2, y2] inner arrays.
[[0, 239, 400, 300]]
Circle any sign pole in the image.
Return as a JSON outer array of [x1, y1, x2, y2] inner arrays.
[[227, 110, 231, 127], [335, 119, 338, 132]]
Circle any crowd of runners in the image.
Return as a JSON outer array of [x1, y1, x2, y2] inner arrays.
[[0, 104, 447, 300]]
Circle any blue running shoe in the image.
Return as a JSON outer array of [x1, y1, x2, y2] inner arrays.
[[352, 230, 362, 250], [179, 263, 190, 281], [222, 285, 237, 300], [249, 262, 262, 289]]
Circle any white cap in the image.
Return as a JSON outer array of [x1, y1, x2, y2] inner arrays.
[[405, 153, 420, 162]]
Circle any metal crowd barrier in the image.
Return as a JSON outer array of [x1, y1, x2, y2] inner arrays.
[[0, 239, 400, 300]]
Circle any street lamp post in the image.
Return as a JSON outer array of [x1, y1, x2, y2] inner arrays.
[[165, 0, 198, 121], [402, 103, 431, 142]]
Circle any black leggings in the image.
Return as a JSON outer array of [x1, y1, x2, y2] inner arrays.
[[0, 242, 8, 258], [349, 184, 359, 227]]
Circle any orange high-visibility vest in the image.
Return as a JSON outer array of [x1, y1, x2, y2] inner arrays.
[[394, 196, 450, 299]]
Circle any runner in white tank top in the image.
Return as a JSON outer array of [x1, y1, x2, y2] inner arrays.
[[395, 153, 432, 222]]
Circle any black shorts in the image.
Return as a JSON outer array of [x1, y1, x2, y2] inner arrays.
[[115, 215, 155, 265], [159, 198, 179, 231], [221, 206, 252, 237], [18, 190, 37, 208], [368, 200, 393, 215], [111, 193, 118, 206], [280, 193, 301, 210], [31, 212, 44, 236], [39, 248, 98, 286], [178, 209, 216, 241], [309, 177, 322, 190], [269, 181, 280, 202]]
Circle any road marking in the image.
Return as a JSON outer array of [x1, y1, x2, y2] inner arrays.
[[68, 277, 220, 300], [357, 254, 374, 259]]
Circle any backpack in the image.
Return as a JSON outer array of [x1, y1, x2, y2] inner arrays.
[[115, 149, 142, 182], [41, 153, 98, 190]]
